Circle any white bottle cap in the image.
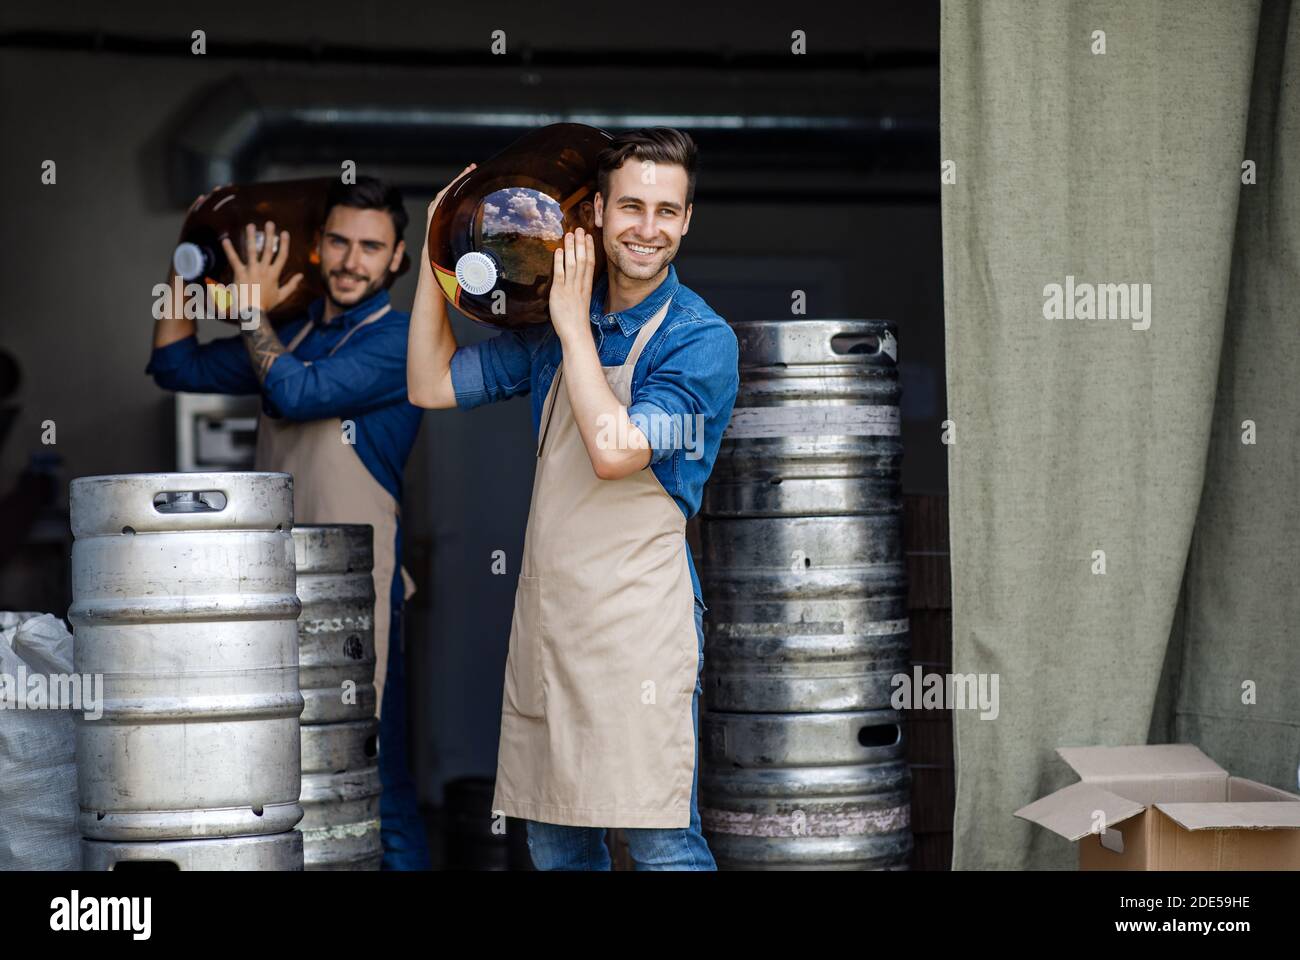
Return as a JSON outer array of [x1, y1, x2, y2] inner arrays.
[[173, 242, 207, 280], [455, 251, 498, 296]]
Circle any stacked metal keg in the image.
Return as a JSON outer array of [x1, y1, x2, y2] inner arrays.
[[292, 525, 383, 870], [699, 319, 912, 870], [71, 473, 306, 871]]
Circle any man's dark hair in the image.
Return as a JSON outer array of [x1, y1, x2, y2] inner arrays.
[[596, 128, 699, 207], [324, 175, 408, 246]]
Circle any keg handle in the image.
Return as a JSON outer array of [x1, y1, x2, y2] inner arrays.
[[107, 859, 181, 871], [858, 722, 902, 749], [152, 489, 229, 514], [829, 333, 880, 355], [830, 329, 897, 362]]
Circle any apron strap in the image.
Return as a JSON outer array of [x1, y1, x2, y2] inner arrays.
[[537, 365, 564, 459], [536, 296, 674, 460], [285, 318, 316, 351], [328, 303, 392, 356], [285, 302, 394, 364], [622, 296, 673, 373]]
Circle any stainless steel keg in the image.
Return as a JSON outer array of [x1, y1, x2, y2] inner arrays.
[[700, 708, 912, 869], [69, 473, 304, 841], [81, 831, 304, 871], [297, 719, 382, 871], [706, 319, 902, 518], [701, 320, 907, 713], [292, 525, 377, 725], [698, 320, 912, 869], [702, 514, 908, 712]]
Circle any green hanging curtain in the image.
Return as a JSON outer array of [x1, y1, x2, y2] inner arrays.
[[940, 0, 1300, 869]]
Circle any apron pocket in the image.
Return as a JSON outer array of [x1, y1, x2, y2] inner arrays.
[[505, 574, 546, 718]]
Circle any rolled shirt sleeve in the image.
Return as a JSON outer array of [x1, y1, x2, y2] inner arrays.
[[626, 400, 678, 466], [144, 332, 260, 395], [627, 317, 740, 467], [449, 325, 548, 410]]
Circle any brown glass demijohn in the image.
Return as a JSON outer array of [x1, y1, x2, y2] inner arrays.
[[171, 177, 333, 324], [428, 123, 613, 330]]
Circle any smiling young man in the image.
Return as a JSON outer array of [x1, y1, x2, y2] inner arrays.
[[408, 129, 739, 870], [146, 176, 431, 870]]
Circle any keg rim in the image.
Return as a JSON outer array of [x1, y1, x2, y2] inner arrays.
[[70, 472, 295, 537]]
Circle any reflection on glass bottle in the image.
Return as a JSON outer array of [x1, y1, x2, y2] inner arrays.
[[171, 178, 332, 324], [428, 124, 612, 329]]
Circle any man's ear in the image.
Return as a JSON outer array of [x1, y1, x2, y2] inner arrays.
[[389, 239, 407, 274], [682, 203, 692, 237], [594, 192, 604, 228]]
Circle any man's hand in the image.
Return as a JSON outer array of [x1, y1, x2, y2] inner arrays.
[[222, 221, 296, 382], [548, 227, 652, 479], [422, 164, 477, 267], [549, 228, 596, 343], [221, 220, 304, 318], [407, 164, 476, 410], [426, 164, 477, 231]]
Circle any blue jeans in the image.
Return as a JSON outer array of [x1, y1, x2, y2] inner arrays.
[[379, 604, 432, 870], [524, 597, 717, 871]]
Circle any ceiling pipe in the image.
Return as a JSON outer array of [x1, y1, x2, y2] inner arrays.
[[165, 73, 937, 205]]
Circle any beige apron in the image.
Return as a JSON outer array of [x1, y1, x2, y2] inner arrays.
[[253, 303, 416, 718], [491, 298, 699, 829]]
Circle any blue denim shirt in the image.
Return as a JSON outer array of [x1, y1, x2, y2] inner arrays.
[[145, 289, 422, 506], [449, 265, 739, 604]]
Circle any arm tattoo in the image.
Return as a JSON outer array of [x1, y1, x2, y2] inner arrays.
[[242, 310, 287, 383]]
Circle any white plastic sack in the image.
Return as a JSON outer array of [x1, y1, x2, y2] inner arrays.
[[0, 611, 81, 870]]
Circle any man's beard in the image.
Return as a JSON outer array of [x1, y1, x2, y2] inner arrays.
[[606, 239, 677, 282], [323, 268, 385, 309]]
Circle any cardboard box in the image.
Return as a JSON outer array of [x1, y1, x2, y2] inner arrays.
[[1015, 744, 1300, 870]]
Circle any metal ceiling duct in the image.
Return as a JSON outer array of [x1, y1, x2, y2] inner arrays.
[[166, 71, 937, 204]]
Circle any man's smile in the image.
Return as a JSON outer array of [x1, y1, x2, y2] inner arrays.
[[623, 240, 665, 258]]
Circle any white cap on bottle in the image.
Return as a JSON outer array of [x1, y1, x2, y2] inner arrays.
[[455, 251, 498, 296], [173, 242, 207, 281]]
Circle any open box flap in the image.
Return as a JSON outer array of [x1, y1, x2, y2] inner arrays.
[[1014, 780, 1146, 841], [1056, 744, 1226, 802], [1155, 801, 1300, 831], [1228, 777, 1300, 802]]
